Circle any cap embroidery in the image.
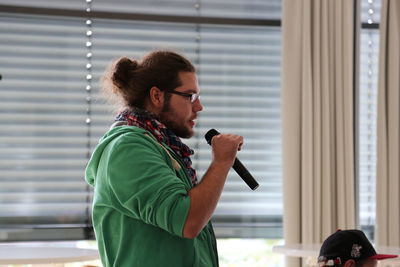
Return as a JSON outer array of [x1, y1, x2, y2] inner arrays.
[[351, 244, 362, 258], [318, 257, 341, 267]]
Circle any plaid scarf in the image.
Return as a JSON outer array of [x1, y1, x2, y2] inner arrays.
[[115, 108, 197, 186]]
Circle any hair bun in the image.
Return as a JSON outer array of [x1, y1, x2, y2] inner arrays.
[[112, 57, 139, 89]]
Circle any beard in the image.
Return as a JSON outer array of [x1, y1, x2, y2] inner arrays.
[[159, 101, 193, 139]]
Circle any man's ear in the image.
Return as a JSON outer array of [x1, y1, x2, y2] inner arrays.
[[343, 259, 356, 267], [148, 86, 164, 108]]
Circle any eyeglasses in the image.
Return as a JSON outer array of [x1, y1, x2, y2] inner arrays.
[[165, 90, 200, 103]]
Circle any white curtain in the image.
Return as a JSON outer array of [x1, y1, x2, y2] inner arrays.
[[282, 1, 356, 266], [376, 0, 400, 247]]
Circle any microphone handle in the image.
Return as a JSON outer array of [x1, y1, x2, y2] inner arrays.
[[233, 158, 259, 190]]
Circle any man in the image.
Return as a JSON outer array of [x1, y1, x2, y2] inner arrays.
[[85, 50, 242, 266], [318, 229, 397, 267]]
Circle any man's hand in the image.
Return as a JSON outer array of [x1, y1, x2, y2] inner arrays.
[[210, 134, 243, 167]]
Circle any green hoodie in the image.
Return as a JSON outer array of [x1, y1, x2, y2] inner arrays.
[[85, 126, 218, 267]]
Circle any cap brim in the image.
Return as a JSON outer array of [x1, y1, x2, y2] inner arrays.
[[369, 254, 398, 260]]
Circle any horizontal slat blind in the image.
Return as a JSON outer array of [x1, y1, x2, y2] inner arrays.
[[361, 0, 381, 24], [358, 29, 379, 235], [195, 25, 282, 222], [94, 0, 281, 19], [0, 0, 84, 10], [0, 0, 281, 19], [0, 14, 89, 234], [358, 0, 381, 238], [0, 0, 282, 240]]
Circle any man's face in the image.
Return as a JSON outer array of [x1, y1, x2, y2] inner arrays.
[[159, 71, 203, 138]]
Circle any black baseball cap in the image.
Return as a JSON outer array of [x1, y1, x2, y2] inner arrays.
[[318, 229, 397, 266]]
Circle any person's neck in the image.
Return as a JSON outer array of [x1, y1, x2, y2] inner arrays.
[[142, 104, 160, 118]]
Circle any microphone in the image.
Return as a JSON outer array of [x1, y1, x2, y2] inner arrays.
[[204, 129, 259, 190]]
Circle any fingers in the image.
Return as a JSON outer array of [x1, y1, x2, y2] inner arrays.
[[211, 133, 243, 165], [211, 134, 243, 150], [238, 142, 243, 151]]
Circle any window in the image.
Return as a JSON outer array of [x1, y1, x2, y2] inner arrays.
[[358, 0, 381, 239], [0, 13, 89, 240], [0, 0, 283, 240]]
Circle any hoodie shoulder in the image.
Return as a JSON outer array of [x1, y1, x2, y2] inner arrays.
[[85, 126, 154, 186]]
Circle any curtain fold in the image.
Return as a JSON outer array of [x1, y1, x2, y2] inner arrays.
[[282, 1, 356, 266], [376, 0, 400, 247]]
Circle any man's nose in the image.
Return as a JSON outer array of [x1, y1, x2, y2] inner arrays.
[[193, 98, 203, 112]]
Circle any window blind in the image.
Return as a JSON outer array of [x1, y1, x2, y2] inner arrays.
[[361, 0, 381, 24], [0, 0, 282, 240], [0, 13, 90, 240], [93, 0, 281, 19], [194, 25, 282, 237], [358, 0, 381, 238], [0, 0, 281, 19], [358, 29, 379, 234]]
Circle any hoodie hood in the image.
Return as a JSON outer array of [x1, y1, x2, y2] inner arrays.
[[85, 126, 145, 186]]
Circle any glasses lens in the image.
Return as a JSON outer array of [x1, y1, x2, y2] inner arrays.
[[191, 94, 200, 103]]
